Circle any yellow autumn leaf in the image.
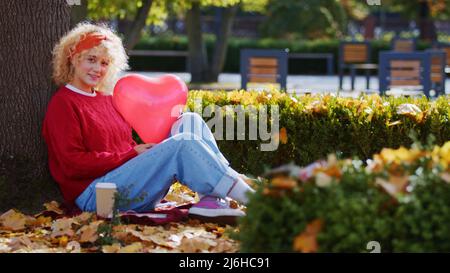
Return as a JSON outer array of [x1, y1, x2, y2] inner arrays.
[[387, 120, 402, 127], [102, 243, 121, 253], [118, 242, 143, 253], [58, 236, 69, 247]]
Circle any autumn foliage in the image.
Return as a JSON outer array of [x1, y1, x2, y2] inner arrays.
[[237, 140, 450, 252], [179, 91, 450, 175], [0, 186, 239, 253]]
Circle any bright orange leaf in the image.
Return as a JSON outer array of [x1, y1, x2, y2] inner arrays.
[[293, 219, 323, 253]]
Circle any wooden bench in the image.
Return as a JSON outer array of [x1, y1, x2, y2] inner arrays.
[[289, 53, 334, 75], [379, 51, 432, 98], [434, 42, 450, 75], [391, 38, 416, 52], [339, 41, 378, 90], [427, 49, 446, 96], [240, 49, 289, 90]]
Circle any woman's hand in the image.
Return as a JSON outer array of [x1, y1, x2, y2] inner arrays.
[[134, 143, 155, 154]]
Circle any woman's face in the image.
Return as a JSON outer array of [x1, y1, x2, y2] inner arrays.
[[71, 47, 110, 91]]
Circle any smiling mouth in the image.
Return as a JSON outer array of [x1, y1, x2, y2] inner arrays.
[[88, 74, 100, 81]]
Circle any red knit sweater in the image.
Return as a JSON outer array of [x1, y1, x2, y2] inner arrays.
[[42, 85, 138, 204]]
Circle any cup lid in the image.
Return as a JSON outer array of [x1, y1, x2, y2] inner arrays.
[[95, 182, 117, 189]]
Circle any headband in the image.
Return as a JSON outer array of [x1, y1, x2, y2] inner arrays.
[[68, 33, 109, 60]]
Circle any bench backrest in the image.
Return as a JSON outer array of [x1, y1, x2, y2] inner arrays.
[[434, 42, 450, 67], [427, 49, 446, 95], [240, 49, 288, 90], [391, 38, 416, 52], [339, 41, 370, 65], [379, 51, 431, 97]]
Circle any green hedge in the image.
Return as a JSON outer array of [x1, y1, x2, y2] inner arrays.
[[234, 140, 450, 252], [160, 91, 449, 176], [130, 36, 432, 74]]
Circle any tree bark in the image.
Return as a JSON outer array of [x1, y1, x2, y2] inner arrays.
[[0, 0, 71, 213], [206, 5, 238, 82], [123, 0, 153, 50], [186, 2, 209, 83], [70, 0, 88, 28]]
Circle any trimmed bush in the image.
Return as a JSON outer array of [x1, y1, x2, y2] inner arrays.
[[235, 140, 450, 252], [156, 91, 450, 176], [130, 36, 432, 74]]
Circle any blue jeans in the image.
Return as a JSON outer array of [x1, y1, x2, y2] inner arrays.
[[75, 112, 240, 212]]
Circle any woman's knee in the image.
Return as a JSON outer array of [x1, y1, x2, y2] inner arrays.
[[181, 112, 204, 123], [171, 131, 198, 142]]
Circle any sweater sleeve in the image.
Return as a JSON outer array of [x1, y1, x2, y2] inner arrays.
[[43, 96, 138, 180]]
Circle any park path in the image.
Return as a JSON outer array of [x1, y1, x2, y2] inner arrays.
[[124, 72, 450, 97]]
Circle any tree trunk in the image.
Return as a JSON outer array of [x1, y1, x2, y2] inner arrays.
[[206, 5, 238, 82], [0, 0, 71, 213], [186, 2, 209, 83], [70, 0, 88, 28], [123, 0, 153, 50], [418, 1, 437, 41]]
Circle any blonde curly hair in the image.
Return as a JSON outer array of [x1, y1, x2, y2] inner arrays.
[[52, 22, 129, 94]]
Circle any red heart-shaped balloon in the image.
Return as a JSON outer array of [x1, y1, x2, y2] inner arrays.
[[113, 74, 188, 144]]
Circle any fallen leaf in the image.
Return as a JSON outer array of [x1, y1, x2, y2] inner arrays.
[[74, 212, 94, 225], [43, 201, 64, 215], [66, 241, 81, 253], [397, 103, 422, 116], [58, 236, 69, 247], [51, 218, 76, 238], [387, 120, 402, 127], [212, 240, 236, 253], [7, 235, 34, 251], [102, 243, 121, 253], [279, 127, 288, 144], [179, 237, 212, 253], [229, 200, 239, 209], [78, 222, 100, 243], [118, 242, 143, 253], [293, 219, 323, 253], [271, 176, 297, 190], [31, 216, 53, 228], [375, 175, 409, 197], [0, 210, 28, 231]]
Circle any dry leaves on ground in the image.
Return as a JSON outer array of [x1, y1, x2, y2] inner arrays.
[[0, 183, 240, 253]]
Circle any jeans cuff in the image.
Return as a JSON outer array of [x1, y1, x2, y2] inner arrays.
[[211, 167, 238, 198]]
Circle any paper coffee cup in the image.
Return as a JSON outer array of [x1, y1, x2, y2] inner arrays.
[[95, 182, 117, 218]]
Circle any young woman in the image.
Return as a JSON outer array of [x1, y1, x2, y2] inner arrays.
[[42, 23, 254, 220]]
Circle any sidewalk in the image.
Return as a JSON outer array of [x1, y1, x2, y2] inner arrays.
[[126, 72, 450, 97]]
